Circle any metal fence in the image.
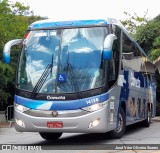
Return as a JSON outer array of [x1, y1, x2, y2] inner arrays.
[[0, 105, 14, 127], [6, 105, 14, 123]]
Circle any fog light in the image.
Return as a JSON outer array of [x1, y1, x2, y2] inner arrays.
[[89, 118, 100, 128], [15, 119, 25, 128]]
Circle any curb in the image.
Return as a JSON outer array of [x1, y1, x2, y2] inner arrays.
[[152, 116, 160, 122], [0, 122, 15, 128]]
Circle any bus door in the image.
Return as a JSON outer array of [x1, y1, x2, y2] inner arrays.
[[148, 74, 156, 117]]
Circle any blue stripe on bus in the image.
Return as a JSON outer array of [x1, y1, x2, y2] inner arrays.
[[14, 93, 109, 111], [29, 19, 108, 29]]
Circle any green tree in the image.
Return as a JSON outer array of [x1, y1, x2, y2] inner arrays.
[[0, 61, 15, 109], [121, 11, 149, 35], [0, 0, 12, 14], [135, 14, 160, 59], [122, 12, 160, 60], [10, 1, 32, 16]]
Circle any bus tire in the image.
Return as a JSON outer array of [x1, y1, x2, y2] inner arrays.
[[39, 132, 62, 141], [143, 107, 151, 127], [110, 107, 126, 139]]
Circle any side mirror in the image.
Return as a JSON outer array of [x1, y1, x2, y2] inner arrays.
[[103, 34, 117, 60], [3, 39, 23, 63]]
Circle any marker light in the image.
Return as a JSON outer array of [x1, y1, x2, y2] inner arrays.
[[23, 32, 30, 39], [15, 104, 30, 113], [82, 101, 108, 112], [15, 119, 25, 128]]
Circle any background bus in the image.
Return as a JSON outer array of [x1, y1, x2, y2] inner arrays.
[[3, 18, 156, 140]]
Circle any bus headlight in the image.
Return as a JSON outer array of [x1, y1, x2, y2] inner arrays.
[[15, 104, 30, 113], [82, 101, 107, 112]]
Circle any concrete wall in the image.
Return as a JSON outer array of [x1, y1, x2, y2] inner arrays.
[[0, 111, 6, 122]]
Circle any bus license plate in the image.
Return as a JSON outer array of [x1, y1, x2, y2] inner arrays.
[[47, 122, 63, 128]]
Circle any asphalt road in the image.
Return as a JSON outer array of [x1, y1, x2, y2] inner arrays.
[[0, 117, 160, 153]]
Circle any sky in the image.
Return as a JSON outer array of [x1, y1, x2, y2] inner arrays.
[[12, 0, 159, 21]]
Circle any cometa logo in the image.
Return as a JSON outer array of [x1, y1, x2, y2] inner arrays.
[[47, 95, 66, 100]]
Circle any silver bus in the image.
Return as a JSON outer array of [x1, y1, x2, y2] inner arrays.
[[3, 18, 156, 140]]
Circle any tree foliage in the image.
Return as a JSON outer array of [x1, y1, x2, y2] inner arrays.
[[122, 12, 160, 61], [121, 11, 149, 35], [11, 1, 32, 16], [0, 0, 46, 110], [135, 15, 160, 58], [0, 61, 14, 109], [0, 0, 11, 14]]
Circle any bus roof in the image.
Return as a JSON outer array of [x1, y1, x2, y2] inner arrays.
[[28, 18, 125, 30], [28, 19, 109, 30]]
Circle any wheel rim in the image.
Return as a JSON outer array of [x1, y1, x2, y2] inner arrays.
[[115, 113, 123, 133], [148, 111, 151, 122]]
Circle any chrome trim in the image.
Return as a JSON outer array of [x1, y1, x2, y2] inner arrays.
[[58, 109, 83, 114], [25, 109, 89, 118]]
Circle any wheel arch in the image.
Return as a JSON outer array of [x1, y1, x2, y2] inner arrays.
[[121, 101, 126, 114], [147, 102, 152, 112], [116, 100, 126, 127]]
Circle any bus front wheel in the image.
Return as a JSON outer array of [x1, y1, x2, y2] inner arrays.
[[39, 132, 62, 141], [110, 108, 126, 139]]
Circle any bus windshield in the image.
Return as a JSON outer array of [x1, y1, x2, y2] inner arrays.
[[18, 27, 108, 94]]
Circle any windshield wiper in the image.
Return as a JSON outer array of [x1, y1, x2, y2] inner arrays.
[[31, 54, 54, 97]]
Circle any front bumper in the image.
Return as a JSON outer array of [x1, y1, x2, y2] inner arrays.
[[14, 106, 109, 133]]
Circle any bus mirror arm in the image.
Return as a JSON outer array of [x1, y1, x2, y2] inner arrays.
[[103, 34, 117, 60], [3, 39, 23, 64]]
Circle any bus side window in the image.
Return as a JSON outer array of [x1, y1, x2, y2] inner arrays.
[[148, 74, 151, 86], [108, 25, 121, 88], [122, 33, 143, 73], [122, 32, 134, 69]]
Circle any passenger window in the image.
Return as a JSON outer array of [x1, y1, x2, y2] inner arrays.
[[122, 33, 134, 60], [122, 33, 142, 71], [132, 44, 142, 58], [108, 25, 121, 88]]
